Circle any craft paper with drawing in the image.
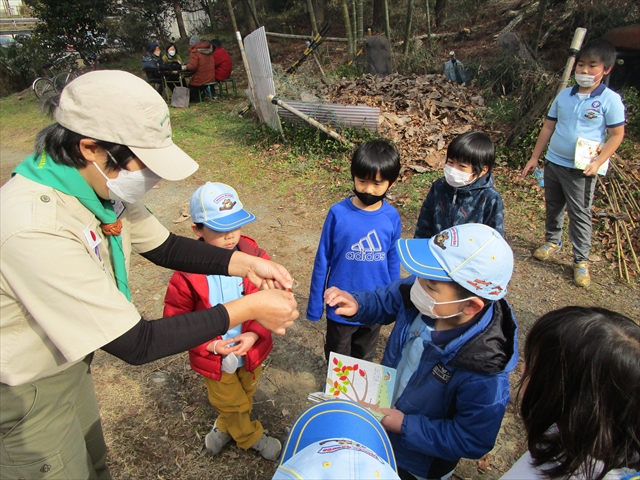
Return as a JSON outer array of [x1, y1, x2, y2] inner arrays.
[[325, 352, 397, 419]]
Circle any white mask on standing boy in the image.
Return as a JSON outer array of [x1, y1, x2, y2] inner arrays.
[[444, 164, 474, 188]]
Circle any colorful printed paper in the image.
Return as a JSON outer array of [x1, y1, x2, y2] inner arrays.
[[575, 136, 609, 176]]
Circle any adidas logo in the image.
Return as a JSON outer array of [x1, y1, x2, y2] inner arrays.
[[345, 230, 387, 261]]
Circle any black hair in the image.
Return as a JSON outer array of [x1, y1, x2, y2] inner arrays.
[[350, 139, 401, 183], [210, 39, 222, 49], [519, 306, 640, 480], [450, 281, 488, 306], [576, 38, 617, 70], [34, 96, 135, 171], [446, 131, 495, 176], [165, 42, 177, 51]]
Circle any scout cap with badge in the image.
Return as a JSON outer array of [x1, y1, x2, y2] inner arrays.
[[396, 223, 513, 300], [273, 400, 399, 480], [190, 182, 256, 232], [55, 70, 198, 181]]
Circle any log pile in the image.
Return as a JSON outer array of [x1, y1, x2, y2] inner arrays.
[[314, 73, 489, 173]]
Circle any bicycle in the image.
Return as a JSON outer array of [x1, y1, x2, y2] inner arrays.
[[32, 54, 98, 99]]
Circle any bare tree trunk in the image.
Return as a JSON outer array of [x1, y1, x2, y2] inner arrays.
[[242, 0, 257, 32], [306, 0, 319, 34], [248, 0, 260, 28], [372, 0, 384, 31], [357, 0, 363, 44], [434, 0, 446, 27], [384, 0, 390, 39], [340, 0, 355, 56], [403, 0, 414, 55], [207, 1, 217, 34], [531, 0, 548, 58], [226, 0, 239, 33], [424, 0, 431, 48], [173, 0, 187, 39]]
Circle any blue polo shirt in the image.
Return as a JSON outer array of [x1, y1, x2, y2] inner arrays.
[[545, 84, 626, 169]]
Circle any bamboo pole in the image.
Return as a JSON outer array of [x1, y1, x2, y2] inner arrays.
[[340, 0, 355, 56], [383, 0, 390, 40], [268, 95, 354, 148], [403, 0, 415, 56], [357, 0, 364, 44], [236, 31, 261, 120], [425, 0, 432, 48], [558, 27, 586, 93], [306, 0, 319, 35], [265, 31, 348, 42]]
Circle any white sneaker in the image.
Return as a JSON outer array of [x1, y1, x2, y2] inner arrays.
[[204, 420, 232, 455], [251, 434, 282, 461]]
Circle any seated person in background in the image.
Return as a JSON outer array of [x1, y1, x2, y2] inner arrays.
[[185, 34, 216, 101], [142, 42, 163, 93], [210, 39, 233, 82], [501, 306, 640, 480], [161, 42, 183, 90]]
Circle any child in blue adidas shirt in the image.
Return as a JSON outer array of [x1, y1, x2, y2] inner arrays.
[[414, 131, 504, 239], [307, 140, 402, 362], [324, 224, 517, 480], [522, 38, 625, 287]]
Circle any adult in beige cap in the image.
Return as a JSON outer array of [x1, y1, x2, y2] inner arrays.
[[0, 70, 298, 479]]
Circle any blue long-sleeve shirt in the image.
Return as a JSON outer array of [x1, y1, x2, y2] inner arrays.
[[306, 196, 402, 325]]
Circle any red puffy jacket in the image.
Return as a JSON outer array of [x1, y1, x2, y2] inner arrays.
[[163, 236, 273, 381], [185, 41, 216, 86], [213, 46, 232, 81]]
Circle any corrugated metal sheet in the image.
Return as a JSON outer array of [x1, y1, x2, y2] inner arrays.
[[277, 100, 379, 132], [243, 27, 282, 132]]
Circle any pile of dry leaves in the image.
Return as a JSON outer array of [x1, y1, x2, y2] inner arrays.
[[316, 73, 490, 172]]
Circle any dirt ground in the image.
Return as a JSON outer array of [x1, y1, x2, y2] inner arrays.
[[1, 141, 638, 479]]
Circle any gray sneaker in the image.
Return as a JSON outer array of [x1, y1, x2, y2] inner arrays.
[[204, 420, 232, 455], [251, 434, 282, 461]]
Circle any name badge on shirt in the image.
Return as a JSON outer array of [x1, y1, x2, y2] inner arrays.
[[432, 363, 453, 384], [111, 200, 125, 218]]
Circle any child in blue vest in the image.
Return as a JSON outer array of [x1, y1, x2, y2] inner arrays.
[[307, 140, 402, 362], [414, 131, 504, 239], [522, 39, 625, 287], [324, 224, 518, 480]]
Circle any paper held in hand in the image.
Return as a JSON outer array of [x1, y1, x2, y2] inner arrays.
[[307, 352, 397, 421], [574, 136, 609, 176]]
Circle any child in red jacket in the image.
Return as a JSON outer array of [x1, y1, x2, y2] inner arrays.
[[163, 182, 281, 461]]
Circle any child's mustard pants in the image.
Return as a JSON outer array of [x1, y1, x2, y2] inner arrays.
[[203, 365, 264, 450]]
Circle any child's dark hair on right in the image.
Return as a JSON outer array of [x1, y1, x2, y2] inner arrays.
[[519, 306, 640, 480], [447, 131, 495, 176], [576, 38, 617, 70], [351, 139, 401, 183]]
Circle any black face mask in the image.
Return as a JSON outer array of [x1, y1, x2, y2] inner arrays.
[[353, 188, 386, 206]]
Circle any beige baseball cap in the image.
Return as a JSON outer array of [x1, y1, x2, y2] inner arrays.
[[55, 70, 198, 181]]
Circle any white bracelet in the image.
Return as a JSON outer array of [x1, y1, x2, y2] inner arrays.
[[212, 340, 220, 355]]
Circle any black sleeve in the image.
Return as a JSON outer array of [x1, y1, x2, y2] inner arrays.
[[140, 233, 234, 276], [101, 304, 230, 364]]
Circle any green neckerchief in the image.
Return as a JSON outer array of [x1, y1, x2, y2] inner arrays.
[[13, 152, 131, 301]]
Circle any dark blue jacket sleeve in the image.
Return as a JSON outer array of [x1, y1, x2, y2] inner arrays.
[[306, 211, 335, 321], [483, 190, 505, 237], [348, 277, 414, 325], [415, 187, 437, 239]]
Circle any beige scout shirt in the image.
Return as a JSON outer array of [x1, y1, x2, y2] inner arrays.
[[0, 175, 169, 386]]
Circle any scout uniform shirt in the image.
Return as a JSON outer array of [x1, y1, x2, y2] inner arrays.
[[0, 174, 169, 386]]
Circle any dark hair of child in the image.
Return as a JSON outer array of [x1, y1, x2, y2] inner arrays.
[[446, 131, 495, 176], [210, 39, 222, 49], [450, 280, 487, 306], [576, 38, 617, 71], [519, 306, 640, 480], [351, 139, 401, 183]]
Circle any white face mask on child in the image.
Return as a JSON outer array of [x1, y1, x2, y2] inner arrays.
[[444, 164, 474, 188], [410, 278, 469, 319]]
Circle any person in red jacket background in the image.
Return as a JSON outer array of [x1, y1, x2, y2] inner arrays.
[[185, 35, 216, 101], [163, 182, 282, 461], [210, 39, 233, 81]]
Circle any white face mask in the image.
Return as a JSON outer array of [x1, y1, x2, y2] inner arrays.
[[93, 156, 161, 204], [444, 164, 474, 188], [410, 278, 469, 319], [167, 49, 176, 57], [222, 352, 238, 373], [574, 71, 602, 88]]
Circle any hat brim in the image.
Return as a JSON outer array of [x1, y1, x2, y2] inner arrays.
[[202, 209, 256, 232], [396, 238, 453, 281], [279, 400, 396, 470], [129, 143, 198, 181]]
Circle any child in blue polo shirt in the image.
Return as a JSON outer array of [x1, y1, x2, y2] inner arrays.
[[324, 224, 518, 480], [521, 38, 625, 287]]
